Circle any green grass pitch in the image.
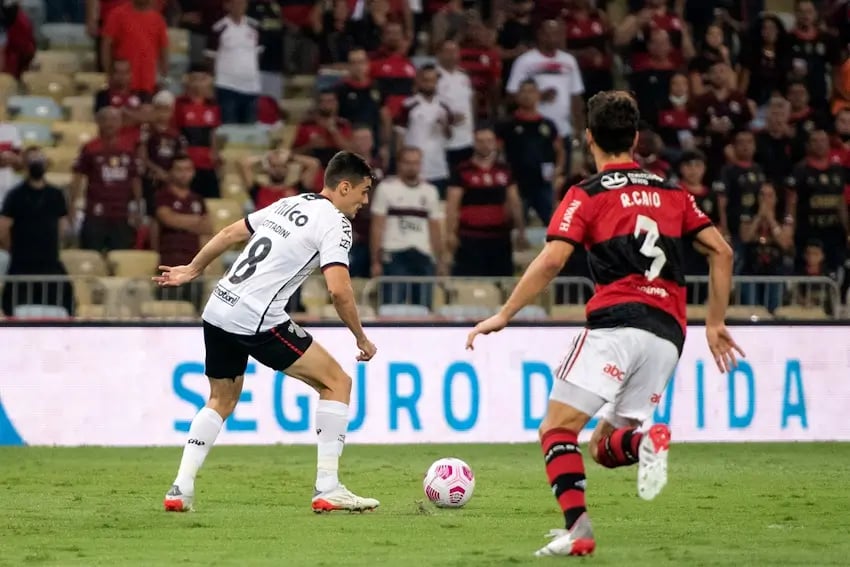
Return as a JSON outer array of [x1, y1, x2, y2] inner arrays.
[[1, 443, 849, 566]]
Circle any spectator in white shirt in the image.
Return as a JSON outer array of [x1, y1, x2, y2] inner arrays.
[[506, 19, 585, 170], [394, 65, 455, 199], [370, 146, 445, 307], [436, 39, 475, 174], [206, 0, 261, 124]]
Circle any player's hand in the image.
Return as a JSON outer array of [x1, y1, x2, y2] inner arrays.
[[466, 313, 509, 351], [356, 336, 377, 362], [706, 323, 746, 373], [153, 265, 201, 287]]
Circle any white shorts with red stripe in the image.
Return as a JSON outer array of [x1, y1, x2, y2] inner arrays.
[[551, 327, 680, 426]]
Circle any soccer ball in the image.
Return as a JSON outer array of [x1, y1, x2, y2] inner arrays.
[[422, 457, 475, 508]]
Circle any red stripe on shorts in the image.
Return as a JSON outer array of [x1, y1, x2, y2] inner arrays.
[[558, 329, 588, 381], [271, 327, 305, 356]]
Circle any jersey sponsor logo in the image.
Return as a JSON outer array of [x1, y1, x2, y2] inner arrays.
[[600, 172, 629, 189], [213, 284, 240, 306], [637, 285, 670, 298], [340, 222, 353, 250], [557, 199, 582, 234], [620, 190, 662, 209], [603, 363, 625, 382], [274, 200, 310, 227], [649, 393, 662, 404]]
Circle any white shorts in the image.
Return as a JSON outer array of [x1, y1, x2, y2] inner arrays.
[[551, 327, 680, 427]]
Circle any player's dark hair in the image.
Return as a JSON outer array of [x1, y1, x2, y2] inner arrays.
[[324, 151, 374, 190], [587, 91, 640, 155]]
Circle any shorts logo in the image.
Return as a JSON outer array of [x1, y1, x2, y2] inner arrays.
[[650, 393, 662, 404], [213, 285, 240, 306], [289, 322, 307, 338], [603, 363, 625, 382]]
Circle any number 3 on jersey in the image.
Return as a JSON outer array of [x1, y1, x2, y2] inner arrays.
[[229, 236, 273, 284], [633, 215, 667, 281]]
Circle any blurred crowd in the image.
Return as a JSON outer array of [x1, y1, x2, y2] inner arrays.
[[1, 0, 850, 317]]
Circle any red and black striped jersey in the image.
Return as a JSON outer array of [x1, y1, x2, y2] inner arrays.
[[547, 161, 712, 352], [450, 160, 513, 238]]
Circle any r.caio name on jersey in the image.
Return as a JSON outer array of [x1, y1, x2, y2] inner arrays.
[[620, 190, 662, 209]]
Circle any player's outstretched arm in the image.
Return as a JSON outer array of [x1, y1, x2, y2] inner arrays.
[[466, 240, 573, 350], [694, 225, 745, 372], [153, 218, 251, 287], [324, 265, 376, 362]]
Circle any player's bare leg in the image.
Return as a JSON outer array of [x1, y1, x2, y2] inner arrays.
[[534, 399, 596, 557], [285, 341, 379, 513], [164, 376, 244, 512], [590, 418, 671, 501]]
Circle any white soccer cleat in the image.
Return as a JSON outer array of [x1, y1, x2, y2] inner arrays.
[[311, 484, 380, 513], [534, 514, 595, 557], [638, 424, 671, 501], [164, 484, 194, 512]]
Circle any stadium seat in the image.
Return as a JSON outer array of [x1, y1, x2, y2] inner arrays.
[[140, 300, 197, 319], [167, 28, 190, 54], [19, 0, 45, 30], [0, 73, 19, 100], [514, 305, 549, 321], [52, 121, 98, 147], [62, 96, 95, 123], [43, 146, 78, 172], [351, 277, 370, 304], [0, 249, 9, 275], [74, 72, 107, 95], [281, 97, 313, 124], [42, 23, 91, 50], [301, 277, 329, 315], [76, 303, 134, 320], [549, 305, 586, 321], [13, 122, 54, 145], [13, 304, 70, 319], [217, 124, 272, 149], [22, 72, 74, 103], [220, 173, 250, 204], [7, 95, 63, 121], [377, 304, 431, 318], [773, 305, 829, 320], [271, 124, 297, 148], [285, 75, 317, 97], [444, 280, 502, 308], [205, 198, 244, 233], [107, 250, 159, 277], [61, 249, 108, 277], [315, 73, 344, 92], [525, 227, 548, 246], [686, 304, 709, 320], [320, 303, 376, 320], [45, 171, 72, 188], [411, 55, 437, 69], [437, 304, 495, 321], [220, 148, 256, 174], [34, 50, 82, 75], [726, 305, 772, 321]]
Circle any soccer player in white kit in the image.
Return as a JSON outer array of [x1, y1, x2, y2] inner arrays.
[[154, 151, 380, 513]]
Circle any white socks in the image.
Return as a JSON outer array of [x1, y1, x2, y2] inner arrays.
[[315, 400, 349, 493], [174, 407, 224, 494]]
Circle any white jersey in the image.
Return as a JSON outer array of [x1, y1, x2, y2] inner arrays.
[[203, 194, 352, 334]]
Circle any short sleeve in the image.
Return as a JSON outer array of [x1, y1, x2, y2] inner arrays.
[[72, 146, 89, 175], [426, 184, 443, 220], [370, 181, 389, 215], [568, 55, 585, 95], [318, 214, 352, 270], [546, 186, 590, 246], [505, 55, 526, 94], [682, 191, 713, 236], [245, 204, 273, 233]]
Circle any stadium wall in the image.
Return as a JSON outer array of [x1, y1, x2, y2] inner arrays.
[[1, 324, 847, 446]]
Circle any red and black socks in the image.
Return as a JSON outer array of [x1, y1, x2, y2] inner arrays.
[[541, 428, 587, 529], [596, 427, 643, 468]]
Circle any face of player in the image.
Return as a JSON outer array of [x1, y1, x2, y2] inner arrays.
[[351, 129, 374, 157], [397, 149, 422, 183], [517, 83, 539, 109], [680, 160, 705, 185], [337, 177, 372, 217], [111, 61, 132, 90], [473, 130, 497, 158], [808, 131, 830, 158], [438, 41, 460, 69], [417, 70, 438, 98], [733, 133, 755, 162], [348, 50, 369, 80], [795, 1, 816, 28], [171, 159, 195, 188]]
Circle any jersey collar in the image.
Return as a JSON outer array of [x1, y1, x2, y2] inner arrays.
[[600, 161, 640, 171]]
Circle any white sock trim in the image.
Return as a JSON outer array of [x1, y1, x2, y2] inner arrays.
[[199, 406, 225, 427], [316, 399, 349, 417]]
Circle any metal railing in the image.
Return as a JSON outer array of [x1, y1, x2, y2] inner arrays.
[[0, 274, 842, 321]]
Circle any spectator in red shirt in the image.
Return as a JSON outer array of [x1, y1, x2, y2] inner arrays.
[[238, 148, 321, 210], [370, 22, 417, 122], [459, 16, 502, 120], [629, 28, 680, 129], [173, 65, 222, 199], [70, 107, 143, 252], [94, 59, 153, 142], [101, 0, 169, 95], [656, 72, 699, 155], [0, 3, 35, 79], [153, 154, 211, 310], [177, 0, 226, 65], [614, 0, 695, 69], [564, 0, 614, 100], [293, 90, 353, 179], [139, 90, 188, 214]]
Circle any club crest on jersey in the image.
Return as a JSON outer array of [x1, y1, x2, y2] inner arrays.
[[601, 172, 629, 189]]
